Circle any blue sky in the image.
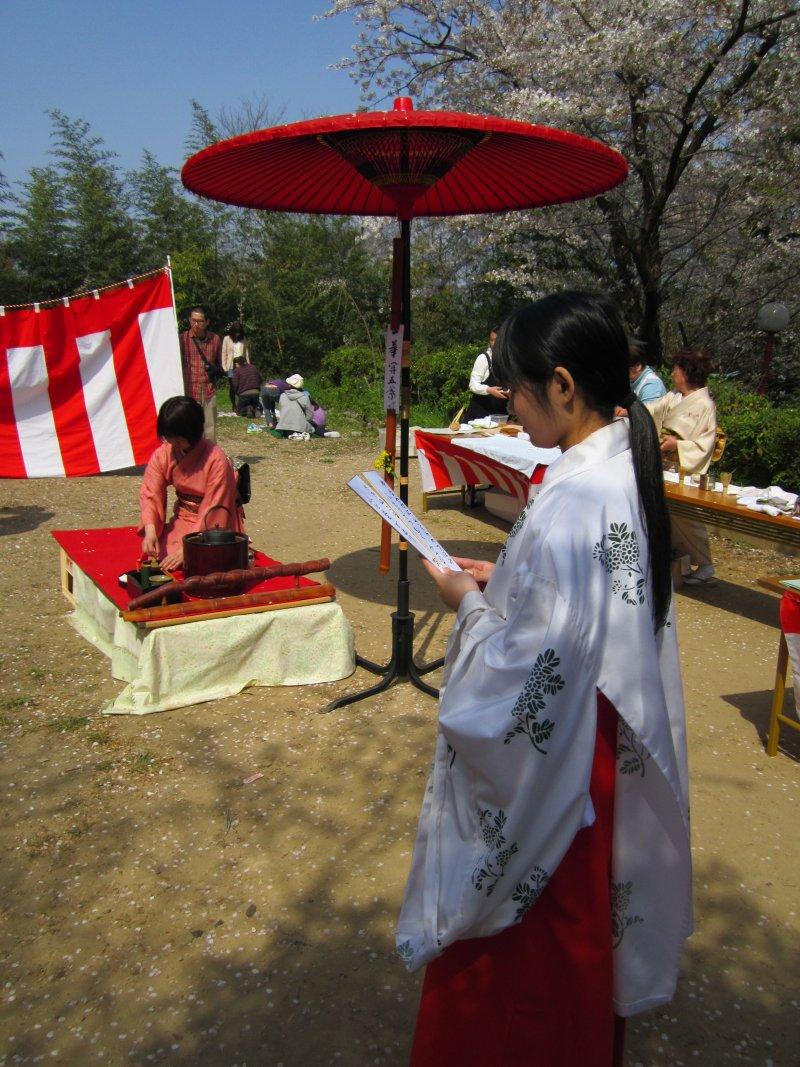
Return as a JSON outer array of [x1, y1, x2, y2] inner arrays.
[[1, 0, 366, 186]]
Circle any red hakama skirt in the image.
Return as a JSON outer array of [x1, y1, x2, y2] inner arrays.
[[410, 692, 624, 1067]]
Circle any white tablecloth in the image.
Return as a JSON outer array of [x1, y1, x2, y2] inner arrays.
[[69, 567, 355, 715]]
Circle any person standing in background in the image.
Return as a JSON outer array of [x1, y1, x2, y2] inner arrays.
[[178, 307, 222, 442], [646, 347, 718, 585], [463, 328, 509, 422], [628, 337, 667, 403], [221, 321, 251, 410]]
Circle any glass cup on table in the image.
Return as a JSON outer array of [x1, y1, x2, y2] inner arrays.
[[720, 471, 733, 494]]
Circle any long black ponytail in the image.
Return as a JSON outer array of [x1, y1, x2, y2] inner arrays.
[[493, 291, 672, 631]]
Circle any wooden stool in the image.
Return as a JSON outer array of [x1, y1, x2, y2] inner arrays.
[[757, 576, 800, 756]]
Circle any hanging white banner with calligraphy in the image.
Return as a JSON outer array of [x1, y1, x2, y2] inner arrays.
[[383, 325, 403, 413]]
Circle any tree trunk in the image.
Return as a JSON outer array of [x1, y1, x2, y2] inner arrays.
[[635, 233, 664, 365]]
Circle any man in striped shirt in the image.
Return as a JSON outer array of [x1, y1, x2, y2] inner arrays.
[[179, 306, 222, 441]]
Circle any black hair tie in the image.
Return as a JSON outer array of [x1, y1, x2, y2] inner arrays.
[[622, 392, 637, 408]]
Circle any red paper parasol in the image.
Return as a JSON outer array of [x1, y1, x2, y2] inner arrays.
[[182, 98, 627, 709], [182, 97, 626, 220]]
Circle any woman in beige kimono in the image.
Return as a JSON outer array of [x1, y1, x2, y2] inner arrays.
[[646, 348, 717, 585]]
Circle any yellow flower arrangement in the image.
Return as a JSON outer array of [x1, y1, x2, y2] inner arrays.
[[374, 449, 396, 479]]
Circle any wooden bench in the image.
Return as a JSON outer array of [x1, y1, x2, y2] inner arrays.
[[666, 483, 800, 552]]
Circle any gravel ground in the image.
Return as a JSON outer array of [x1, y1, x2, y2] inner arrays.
[[1, 418, 799, 1066]]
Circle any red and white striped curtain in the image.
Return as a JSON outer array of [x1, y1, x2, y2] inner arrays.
[[0, 270, 183, 478], [414, 429, 535, 507]]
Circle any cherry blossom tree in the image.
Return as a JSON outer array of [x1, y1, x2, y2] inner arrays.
[[323, 0, 800, 368]]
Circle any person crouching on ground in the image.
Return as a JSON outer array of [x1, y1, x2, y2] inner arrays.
[[646, 347, 718, 585], [232, 355, 262, 417], [403, 291, 691, 1067], [261, 378, 289, 428], [139, 396, 245, 572], [275, 374, 314, 437], [310, 398, 327, 436]]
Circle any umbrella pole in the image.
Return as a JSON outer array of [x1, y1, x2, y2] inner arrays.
[[325, 218, 444, 712]]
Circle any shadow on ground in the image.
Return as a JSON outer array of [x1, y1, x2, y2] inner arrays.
[[723, 687, 800, 760], [329, 539, 505, 609], [677, 579, 782, 628], [1, 701, 428, 1065], [97, 464, 146, 478], [0, 505, 55, 537]]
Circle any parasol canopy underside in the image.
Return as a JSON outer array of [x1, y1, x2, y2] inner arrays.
[[182, 105, 628, 219]]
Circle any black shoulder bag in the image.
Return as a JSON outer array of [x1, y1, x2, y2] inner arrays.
[[193, 336, 226, 384]]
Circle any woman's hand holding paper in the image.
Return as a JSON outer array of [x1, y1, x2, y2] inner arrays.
[[451, 556, 495, 585], [421, 557, 481, 611]]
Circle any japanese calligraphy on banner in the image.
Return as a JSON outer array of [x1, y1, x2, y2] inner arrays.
[[0, 270, 183, 478], [383, 325, 403, 413]]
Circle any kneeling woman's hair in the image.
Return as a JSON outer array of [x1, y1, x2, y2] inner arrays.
[[493, 291, 672, 631], [156, 396, 205, 447]]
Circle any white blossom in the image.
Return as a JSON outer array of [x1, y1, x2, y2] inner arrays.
[[323, 0, 800, 371]]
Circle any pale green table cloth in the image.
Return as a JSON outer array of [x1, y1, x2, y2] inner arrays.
[[68, 567, 355, 715]]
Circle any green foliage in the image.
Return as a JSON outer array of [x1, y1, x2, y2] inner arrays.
[[127, 151, 211, 265], [304, 376, 385, 427], [713, 377, 800, 491], [411, 344, 475, 417], [5, 166, 76, 298], [47, 110, 138, 288], [311, 341, 478, 427], [319, 344, 384, 386]]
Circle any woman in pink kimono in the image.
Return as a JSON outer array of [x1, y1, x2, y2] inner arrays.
[[139, 396, 244, 572]]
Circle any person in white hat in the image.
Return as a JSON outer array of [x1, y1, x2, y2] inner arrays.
[[275, 374, 314, 437]]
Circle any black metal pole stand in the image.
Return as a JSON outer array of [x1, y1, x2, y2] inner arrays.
[[326, 218, 444, 712]]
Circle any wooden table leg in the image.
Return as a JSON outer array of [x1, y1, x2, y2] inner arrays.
[[766, 632, 789, 757], [59, 548, 76, 606]]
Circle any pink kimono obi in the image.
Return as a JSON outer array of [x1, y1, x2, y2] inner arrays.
[[138, 438, 245, 556]]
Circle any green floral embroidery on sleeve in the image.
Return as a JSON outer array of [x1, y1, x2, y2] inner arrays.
[[498, 499, 534, 565], [472, 808, 518, 897], [593, 522, 647, 606], [397, 940, 414, 968], [616, 720, 651, 777], [611, 880, 644, 948], [504, 648, 565, 751], [511, 865, 550, 921]]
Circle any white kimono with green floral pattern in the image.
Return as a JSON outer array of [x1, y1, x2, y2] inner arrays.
[[397, 419, 692, 1017]]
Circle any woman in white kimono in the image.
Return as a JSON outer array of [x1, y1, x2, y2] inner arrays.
[[400, 293, 691, 1067], [646, 348, 717, 585]]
